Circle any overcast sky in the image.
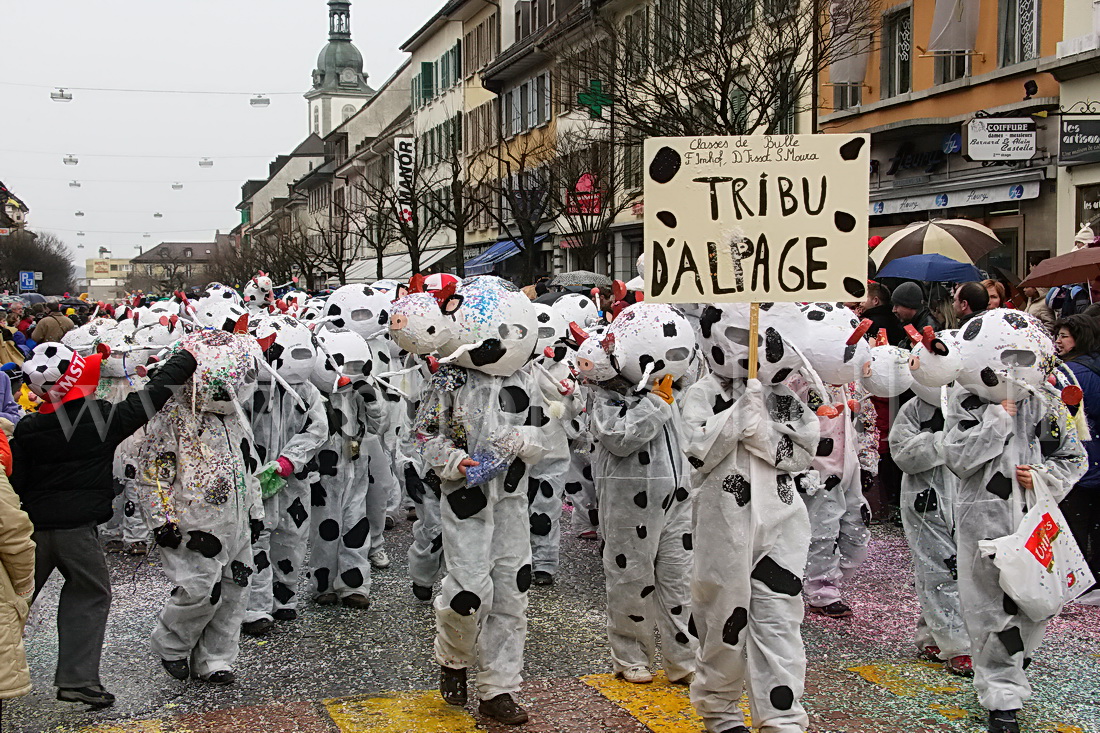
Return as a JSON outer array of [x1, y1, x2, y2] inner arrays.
[[0, 0, 438, 268]]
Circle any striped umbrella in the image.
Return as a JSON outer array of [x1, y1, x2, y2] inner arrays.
[[870, 219, 1002, 267]]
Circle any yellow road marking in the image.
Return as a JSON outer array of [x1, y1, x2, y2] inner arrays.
[[323, 690, 480, 733], [847, 661, 963, 697], [582, 671, 752, 732], [79, 723, 168, 733], [929, 703, 970, 721]]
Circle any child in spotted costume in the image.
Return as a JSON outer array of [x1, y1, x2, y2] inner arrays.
[[943, 309, 1087, 733], [135, 328, 264, 685], [681, 303, 819, 733], [307, 326, 385, 609], [576, 303, 698, 687], [411, 276, 549, 725], [241, 315, 328, 635]]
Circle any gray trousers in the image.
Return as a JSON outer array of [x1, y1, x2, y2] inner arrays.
[[32, 525, 112, 689]]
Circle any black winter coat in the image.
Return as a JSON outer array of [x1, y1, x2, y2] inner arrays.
[[10, 351, 197, 531]]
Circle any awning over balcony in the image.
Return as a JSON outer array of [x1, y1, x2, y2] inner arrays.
[[465, 234, 548, 276]]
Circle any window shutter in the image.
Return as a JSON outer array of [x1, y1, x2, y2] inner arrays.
[[420, 62, 434, 101]]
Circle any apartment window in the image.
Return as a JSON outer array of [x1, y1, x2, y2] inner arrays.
[[763, 0, 796, 20], [832, 83, 862, 111], [654, 0, 681, 64], [623, 142, 643, 190], [516, 0, 532, 40], [774, 84, 796, 135], [999, 0, 1039, 67], [110, 264, 118, 272], [881, 9, 912, 98], [934, 51, 971, 84]]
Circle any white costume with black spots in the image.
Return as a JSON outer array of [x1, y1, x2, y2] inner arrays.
[[415, 366, 549, 699], [243, 380, 327, 622], [889, 393, 969, 660], [588, 381, 696, 680], [525, 352, 575, 575], [135, 332, 264, 677], [682, 304, 818, 733], [944, 388, 1085, 711]]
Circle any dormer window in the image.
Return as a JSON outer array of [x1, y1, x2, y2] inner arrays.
[[184, 248, 193, 258]]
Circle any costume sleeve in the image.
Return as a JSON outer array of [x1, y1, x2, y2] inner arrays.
[[889, 398, 945, 475], [588, 387, 672, 458], [133, 410, 180, 530], [110, 350, 197, 442], [0, 471, 35, 598], [853, 386, 879, 474], [943, 387, 1014, 480], [413, 385, 469, 483], [277, 384, 329, 472], [680, 374, 744, 473], [0, 374, 24, 425], [1037, 401, 1088, 502], [740, 380, 819, 474]]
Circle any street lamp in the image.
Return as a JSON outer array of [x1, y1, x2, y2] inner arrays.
[[63, 154, 78, 166], [69, 180, 81, 188], [143, 232, 151, 238], [153, 212, 163, 218], [74, 211, 85, 217], [172, 182, 183, 190], [50, 88, 73, 102], [77, 231, 85, 236], [198, 158, 214, 168], [250, 94, 271, 108]]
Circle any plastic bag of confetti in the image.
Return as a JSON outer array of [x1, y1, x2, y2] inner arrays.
[[979, 467, 1095, 622], [257, 465, 287, 499], [464, 428, 525, 488]]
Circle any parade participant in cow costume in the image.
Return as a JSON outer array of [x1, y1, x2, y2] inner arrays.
[[242, 273, 275, 313], [525, 303, 576, 584], [876, 329, 972, 678], [783, 303, 873, 619], [942, 309, 1086, 733], [411, 276, 549, 725], [134, 326, 264, 685], [241, 314, 328, 635], [307, 325, 385, 608], [322, 284, 400, 569], [575, 302, 698, 687], [389, 284, 458, 601], [680, 303, 819, 733]]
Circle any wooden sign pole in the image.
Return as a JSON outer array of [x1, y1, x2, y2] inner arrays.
[[747, 302, 760, 380]]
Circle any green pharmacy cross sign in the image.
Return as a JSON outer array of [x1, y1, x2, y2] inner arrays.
[[578, 80, 613, 120]]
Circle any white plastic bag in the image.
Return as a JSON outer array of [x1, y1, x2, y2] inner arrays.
[[979, 467, 1096, 622]]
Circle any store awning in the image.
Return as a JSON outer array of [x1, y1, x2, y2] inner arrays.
[[344, 246, 453, 284], [870, 170, 1045, 217], [465, 234, 548, 276]]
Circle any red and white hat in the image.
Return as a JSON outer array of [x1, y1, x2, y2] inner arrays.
[[24, 343, 103, 411], [423, 273, 460, 294]]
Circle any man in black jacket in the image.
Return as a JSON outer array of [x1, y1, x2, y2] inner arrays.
[[862, 282, 907, 346], [891, 282, 941, 336], [10, 343, 196, 707], [953, 281, 990, 327]]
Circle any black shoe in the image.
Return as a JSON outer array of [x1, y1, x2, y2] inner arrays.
[[242, 618, 275, 636], [57, 685, 115, 708], [315, 592, 339, 605], [201, 670, 236, 685], [273, 608, 297, 621], [989, 710, 1020, 733], [479, 693, 529, 725], [342, 593, 371, 609], [161, 658, 190, 680], [385, 515, 396, 530], [412, 583, 433, 602], [533, 570, 554, 586], [440, 666, 468, 706], [718, 728, 750, 733], [809, 600, 853, 618]]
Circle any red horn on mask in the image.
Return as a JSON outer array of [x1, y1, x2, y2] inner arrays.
[[569, 322, 589, 345], [233, 314, 249, 334], [846, 318, 872, 345], [903, 324, 922, 345], [256, 333, 277, 352], [600, 331, 616, 354], [921, 325, 936, 350], [432, 281, 457, 309], [874, 328, 888, 347], [408, 274, 426, 294]]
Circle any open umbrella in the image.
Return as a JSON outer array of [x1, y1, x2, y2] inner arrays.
[[20, 293, 46, 305], [551, 270, 612, 288], [1019, 247, 1100, 288], [876, 253, 982, 283], [871, 219, 1002, 267]]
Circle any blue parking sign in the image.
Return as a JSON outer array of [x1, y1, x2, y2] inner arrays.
[[19, 271, 35, 290]]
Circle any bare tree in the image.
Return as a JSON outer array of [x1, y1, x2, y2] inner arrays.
[[339, 173, 397, 282], [549, 132, 641, 273], [422, 124, 492, 278], [556, 0, 881, 140], [481, 125, 561, 284], [0, 231, 75, 293]]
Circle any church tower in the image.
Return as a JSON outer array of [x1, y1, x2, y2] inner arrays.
[[305, 0, 375, 136]]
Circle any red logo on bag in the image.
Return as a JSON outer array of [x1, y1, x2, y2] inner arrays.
[[1067, 571, 1077, 588], [1024, 513, 1061, 572]]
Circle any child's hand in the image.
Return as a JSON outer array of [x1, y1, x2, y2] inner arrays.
[[651, 375, 674, 405], [1015, 465, 1033, 490], [458, 458, 480, 477], [1001, 399, 1017, 417]]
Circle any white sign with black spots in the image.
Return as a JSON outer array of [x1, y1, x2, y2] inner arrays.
[[643, 134, 870, 304]]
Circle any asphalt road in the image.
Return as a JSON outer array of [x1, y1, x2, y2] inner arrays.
[[4, 510, 1098, 733]]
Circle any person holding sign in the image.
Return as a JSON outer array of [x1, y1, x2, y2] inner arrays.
[[681, 303, 819, 733]]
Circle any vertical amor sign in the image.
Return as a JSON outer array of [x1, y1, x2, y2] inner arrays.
[[643, 134, 870, 304]]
